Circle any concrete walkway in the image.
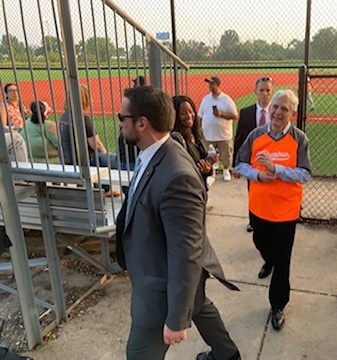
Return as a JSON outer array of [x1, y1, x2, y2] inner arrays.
[[25, 176, 337, 360]]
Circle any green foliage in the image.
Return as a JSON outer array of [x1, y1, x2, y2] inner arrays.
[[311, 27, 337, 60], [178, 26, 337, 62], [0, 34, 32, 62], [129, 45, 143, 62], [77, 36, 116, 63], [177, 40, 209, 61]]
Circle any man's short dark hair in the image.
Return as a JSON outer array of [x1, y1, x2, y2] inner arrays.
[[255, 76, 273, 89], [124, 86, 175, 133]]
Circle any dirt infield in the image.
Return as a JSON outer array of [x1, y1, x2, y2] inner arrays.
[[15, 72, 297, 114], [15, 71, 337, 119]]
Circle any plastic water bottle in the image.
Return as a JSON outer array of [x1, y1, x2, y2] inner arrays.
[[207, 144, 217, 159]]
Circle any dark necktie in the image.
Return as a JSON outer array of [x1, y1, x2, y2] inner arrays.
[[126, 157, 142, 220], [260, 109, 266, 126]]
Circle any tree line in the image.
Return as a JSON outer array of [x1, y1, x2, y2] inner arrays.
[[172, 27, 337, 62], [1, 27, 337, 65]]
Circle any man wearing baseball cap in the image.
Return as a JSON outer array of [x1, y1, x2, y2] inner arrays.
[[198, 75, 238, 181], [132, 75, 146, 88]]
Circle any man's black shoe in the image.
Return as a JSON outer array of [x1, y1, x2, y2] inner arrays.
[[196, 351, 215, 360], [271, 309, 285, 330], [196, 350, 241, 360], [258, 263, 272, 279], [246, 223, 254, 232]]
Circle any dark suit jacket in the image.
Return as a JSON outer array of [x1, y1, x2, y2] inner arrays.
[[233, 104, 257, 167], [116, 137, 238, 331]]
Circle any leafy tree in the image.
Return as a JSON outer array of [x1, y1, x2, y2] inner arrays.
[[129, 45, 143, 62], [0, 34, 29, 61], [311, 27, 337, 60], [269, 42, 287, 60], [80, 36, 115, 63], [237, 41, 256, 60], [117, 47, 126, 57], [219, 29, 240, 48], [286, 39, 304, 59], [35, 36, 61, 56], [176, 39, 209, 61]]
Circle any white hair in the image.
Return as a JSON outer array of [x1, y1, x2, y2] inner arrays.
[[271, 90, 299, 112]]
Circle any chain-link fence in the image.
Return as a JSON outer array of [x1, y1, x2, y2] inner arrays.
[[301, 73, 337, 222], [112, 0, 337, 223], [1, 0, 336, 222]]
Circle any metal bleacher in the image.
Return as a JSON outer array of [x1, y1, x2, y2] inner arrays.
[[0, 0, 189, 349]]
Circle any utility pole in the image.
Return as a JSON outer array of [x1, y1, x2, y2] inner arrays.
[[170, 0, 178, 95]]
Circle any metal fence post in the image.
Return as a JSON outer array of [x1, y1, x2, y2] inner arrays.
[[149, 41, 162, 89], [36, 182, 67, 323], [304, 0, 312, 67], [297, 64, 307, 131], [0, 125, 41, 349], [56, 0, 97, 232]]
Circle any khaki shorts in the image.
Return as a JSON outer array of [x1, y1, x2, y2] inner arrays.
[[204, 139, 233, 168]]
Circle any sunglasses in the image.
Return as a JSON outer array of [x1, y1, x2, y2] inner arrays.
[[256, 76, 273, 84], [118, 113, 140, 122]]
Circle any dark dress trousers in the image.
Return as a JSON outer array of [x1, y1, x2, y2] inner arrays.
[[116, 137, 239, 360]]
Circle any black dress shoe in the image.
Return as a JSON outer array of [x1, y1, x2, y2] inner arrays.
[[258, 263, 272, 279], [271, 309, 285, 330], [196, 351, 215, 360], [246, 223, 254, 232], [196, 350, 241, 360]]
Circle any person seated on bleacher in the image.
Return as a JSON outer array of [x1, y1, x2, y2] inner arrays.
[[21, 101, 59, 163], [0, 82, 28, 162], [60, 84, 119, 197]]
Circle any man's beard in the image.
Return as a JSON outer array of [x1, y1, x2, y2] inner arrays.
[[124, 133, 139, 146]]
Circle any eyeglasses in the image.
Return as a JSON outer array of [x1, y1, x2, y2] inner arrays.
[[7, 88, 18, 93], [117, 113, 140, 122], [256, 77, 273, 84]]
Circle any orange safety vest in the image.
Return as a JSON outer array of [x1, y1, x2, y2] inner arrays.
[[249, 132, 302, 222]]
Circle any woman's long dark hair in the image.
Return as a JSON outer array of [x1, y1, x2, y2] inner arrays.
[[172, 95, 202, 142], [30, 101, 46, 124]]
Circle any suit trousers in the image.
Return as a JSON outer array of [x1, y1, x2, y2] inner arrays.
[[250, 212, 297, 310], [127, 270, 239, 360]]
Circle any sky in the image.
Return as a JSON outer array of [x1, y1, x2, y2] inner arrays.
[[1, 0, 337, 50]]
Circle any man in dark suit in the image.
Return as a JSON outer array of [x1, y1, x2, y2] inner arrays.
[[233, 77, 274, 232], [116, 86, 241, 360]]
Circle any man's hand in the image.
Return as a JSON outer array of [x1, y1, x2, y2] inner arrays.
[[232, 168, 241, 179], [258, 171, 276, 183], [213, 107, 220, 117], [257, 151, 275, 173], [163, 324, 187, 346]]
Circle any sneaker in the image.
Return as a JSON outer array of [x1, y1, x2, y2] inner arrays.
[[223, 169, 231, 181], [206, 175, 216, 187], [206, 196, 213, 211]]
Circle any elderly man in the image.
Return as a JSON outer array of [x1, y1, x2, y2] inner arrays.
[[233, 76, 274, 232], [198, 76, 238, 181], [117, 86, 241, 360], [235, 90, 311, 331]]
